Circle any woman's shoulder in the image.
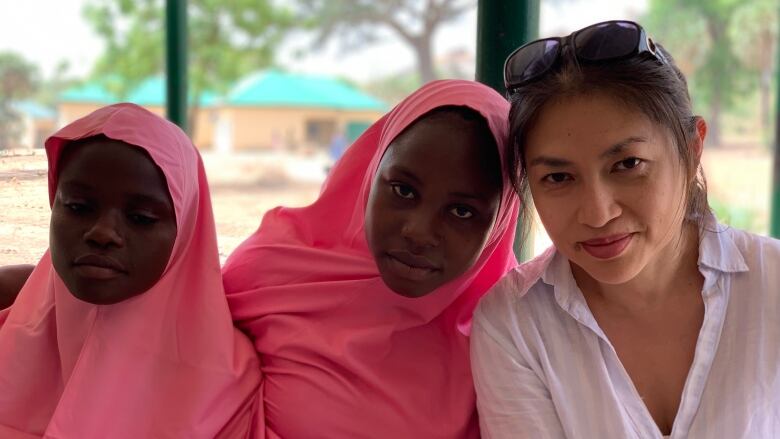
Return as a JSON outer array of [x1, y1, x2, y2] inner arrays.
[[475, 247, 559, 329], [715, 226, 780, 269]]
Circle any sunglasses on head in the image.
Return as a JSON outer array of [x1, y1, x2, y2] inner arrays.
[[503, 20, 668, 93]]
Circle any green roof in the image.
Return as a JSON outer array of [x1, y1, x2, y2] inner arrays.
[[13, 101, 56, 120], [226, 70, 386, 111], [126, 77, 217, 107], [60, 77, 216, 107], [60, 83, 116, 104]]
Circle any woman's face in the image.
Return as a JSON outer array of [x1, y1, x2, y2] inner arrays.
[[50, 139, 177, 304], [524, 93, 699, 285], [364, 113, 502, 298]]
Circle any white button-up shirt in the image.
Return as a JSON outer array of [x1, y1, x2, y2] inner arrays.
[[471, 224, 780, 438]]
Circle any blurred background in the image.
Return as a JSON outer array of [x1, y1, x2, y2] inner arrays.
[[0, 0, 777, 264]]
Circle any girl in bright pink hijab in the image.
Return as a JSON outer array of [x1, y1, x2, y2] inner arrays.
[[223, 80, 520, 438], [0, 103, 261, 438]]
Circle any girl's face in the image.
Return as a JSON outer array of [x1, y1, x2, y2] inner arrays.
[[364, 113, 502, 298], [525, 93, 698, 286], [50, 138, 177, 304]]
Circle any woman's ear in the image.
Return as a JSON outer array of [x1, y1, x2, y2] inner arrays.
[[691, 117, 707, 163]]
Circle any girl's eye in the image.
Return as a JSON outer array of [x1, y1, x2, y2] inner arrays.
[[542, 173, 572, 184], [450, 205, 474, 219], [65, 202, 90, 214], [128, 213, 159, 226], [614, 157, 643, 171], [391, 183, 415, 200]]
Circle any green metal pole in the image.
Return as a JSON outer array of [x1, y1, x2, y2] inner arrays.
[[475, 0, 540, 260], [476, 0, 540, 94], [166, 0, 187, 131], [771, 4, 780, 238]]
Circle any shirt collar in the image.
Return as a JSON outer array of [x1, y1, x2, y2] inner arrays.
[[697, 215, 748, 273]]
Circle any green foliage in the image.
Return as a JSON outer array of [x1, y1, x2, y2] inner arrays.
[[710, 196, 762, 233], [0, 52, 39, 149], [644, 0, 778, 146], [292, 0, 475, 83], [83, 0, 293, 102]]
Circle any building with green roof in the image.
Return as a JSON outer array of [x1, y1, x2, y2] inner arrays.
[[58, 71, 386, 152], [215, 70, 385, 152]]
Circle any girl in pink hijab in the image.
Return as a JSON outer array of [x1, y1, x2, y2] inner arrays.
[[0, 103, 261, 438], [223, 79, 520, 438]]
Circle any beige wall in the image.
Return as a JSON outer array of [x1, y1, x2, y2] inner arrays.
[[218, 106, 383, 151], [56, 103, 381, 152], [57, 103, 215, 150]]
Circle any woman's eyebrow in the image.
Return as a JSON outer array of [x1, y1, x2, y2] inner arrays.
[[528, 156, 572, 168], [528, 136, 649, 168], [600, 136, 647, 159]]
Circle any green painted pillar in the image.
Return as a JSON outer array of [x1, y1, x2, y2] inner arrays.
[[475, 0, 540, 259], [771, 4, 780, 238], [476, 0, 540, 94], [166, 0, 188, 131]]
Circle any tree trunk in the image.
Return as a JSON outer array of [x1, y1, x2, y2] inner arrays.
[[709, 88, 722, 148], [705, 17, 726, 148], [188, 101, 200, 147], [413, 34, 437, 84], [760, 68, 771, 138]]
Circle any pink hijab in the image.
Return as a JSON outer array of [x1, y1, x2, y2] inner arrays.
[[223, 80, 519, 438], [0, 103, 261, 438]]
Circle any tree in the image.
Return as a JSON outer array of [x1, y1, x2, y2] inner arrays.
[[84, 0, 292, 136], [729, 0, 778, 140], [646, 0, 744, 147], [293, 0, 476, 84], [0, 52, 39, 150]]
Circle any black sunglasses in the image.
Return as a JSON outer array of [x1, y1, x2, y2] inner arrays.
[[503, 20, 668, 93]]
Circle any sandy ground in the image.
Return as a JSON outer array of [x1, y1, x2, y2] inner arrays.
[[0, 150, 324, 265], [0, 145, 775, 266]]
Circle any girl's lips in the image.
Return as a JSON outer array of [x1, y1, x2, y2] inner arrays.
[[580, 233, 634, 260]]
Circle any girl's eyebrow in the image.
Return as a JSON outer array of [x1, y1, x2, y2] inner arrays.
[[127, 193, 172, 210], [529, 136, 649, 168], [449, 190, 486, 201], [387, 165, 422, 185], [60, 180, 170, 209]]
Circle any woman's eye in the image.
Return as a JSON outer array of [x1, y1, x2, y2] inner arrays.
[[128, 213, 159, 226], [542, 173, 571, 184], [450, 206, 474, 219], [615, 157, 643, 171], [391, 183, 415, 200]]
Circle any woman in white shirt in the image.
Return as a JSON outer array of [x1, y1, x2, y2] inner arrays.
[[471, 20, 780, 439]]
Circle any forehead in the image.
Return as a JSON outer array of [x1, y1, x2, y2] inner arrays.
[[525, 93, 668, 159], [58, 139, 172, 203], [381, 114, 500, 189]]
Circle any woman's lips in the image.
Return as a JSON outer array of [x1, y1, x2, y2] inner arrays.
[[580, 233, 634, 260]]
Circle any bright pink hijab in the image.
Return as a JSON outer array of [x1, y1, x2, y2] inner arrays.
[[0, 103, 261, 438], [223, 80, 519, 438]]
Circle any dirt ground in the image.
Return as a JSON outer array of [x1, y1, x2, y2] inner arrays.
[[0, 145, 774, 266], [0, 150, 324, 265]]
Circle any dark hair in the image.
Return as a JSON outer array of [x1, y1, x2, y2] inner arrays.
[[398, 105, 502, 190], [507, 43, 709, 239]]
